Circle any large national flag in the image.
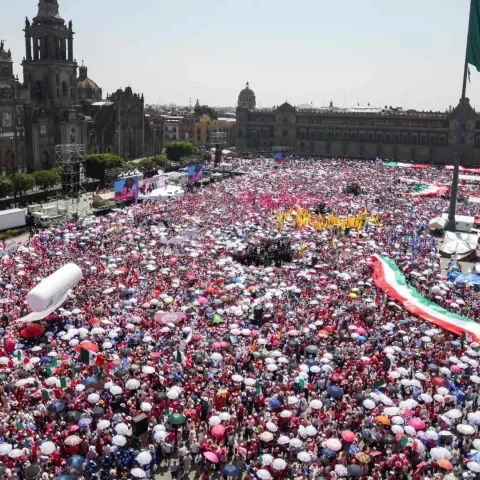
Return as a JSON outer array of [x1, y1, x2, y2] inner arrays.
[[468, 0, 480, 72], [372, 254, 480, 341]]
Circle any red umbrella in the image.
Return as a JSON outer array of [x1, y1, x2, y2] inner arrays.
[[191, 335, 202, 343], [341, 430, 356, 443], [20, 324, 44, 339], [204, 452, 219, 463], [211, 341, 228, 349], [431, 377, 446, 387], [211, 425, 225, 438]]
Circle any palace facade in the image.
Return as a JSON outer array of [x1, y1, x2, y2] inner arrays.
[[235, 83, 480, 165]]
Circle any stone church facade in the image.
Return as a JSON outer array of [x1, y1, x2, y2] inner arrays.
[[236, 83, 480, 166], [0, 0, 151, 174]]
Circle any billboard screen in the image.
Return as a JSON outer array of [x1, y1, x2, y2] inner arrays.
[[114, 176, 139, 201], [274, 152, 291, 163], [139, 174, 166, 194], [187, 164, 204, 183]]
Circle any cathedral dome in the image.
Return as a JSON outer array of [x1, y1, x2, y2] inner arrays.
[[77, 64, 102, 103], [238, 82, 256, 110]]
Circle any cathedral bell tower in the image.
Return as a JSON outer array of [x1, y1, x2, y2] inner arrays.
[[22, 0, 86, 170]]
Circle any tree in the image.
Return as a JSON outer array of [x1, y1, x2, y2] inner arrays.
[[84, 154, 126, 170], [9, 173, 36, 198], [33, 169, 60, 191], [139, 158, 156, 170], [165, 141, 198, 162], [149, 155, 169, 169], [194, 105, 218, 120], [201, 151, 212, 162], [0, 178, 13, 199]]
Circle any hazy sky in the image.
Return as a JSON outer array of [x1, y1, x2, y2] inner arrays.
[[3, 0, 480, 110]]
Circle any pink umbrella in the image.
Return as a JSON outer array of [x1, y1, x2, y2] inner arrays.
[[356, 327, 368, 335], [204, 451, 219, 463], [341, 430, 356, 443], [211, 424, 226, 438], [450, 365, 462, 373], [408, 418, 426, 430], [197, 296, 208, 305]]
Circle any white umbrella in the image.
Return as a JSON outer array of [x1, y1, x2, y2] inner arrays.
[[140, 402, 152, 412], [305, 425, 317, 436], [0, 444, 12, 455], [446, 409, 463, 419], [430, 447, 452, 460], [279, 410, 292, 418], [266, 421, 278, 432], [244, 378, 256, 386], [131, 468, 147, 478], [259, 431, 274, 442], [363, 399, 375, 410], [112, 435, 127, 446], [457, 424, 475, 435], [142, 366, 155, 374], [219, 412, 231, 421], [260, 453, 274, 466], [97, 420, 111, 430], [126, 379, 141, 390], [115, 423, 129, 435], [256, 469, 271, 480], [468, 462, 480, 473], [167, 389, 179, 400], [209, 416, 221, 426], [232, 374, 244, 383], [272, 458, 287, 470], [136, 451, 152, 465], [110, 386, 123, 395], [310, 399, 323, 410], [154, 431, 168, 442], [289, 438, 303, 448], [287, 396, 299, 405], [277, 435, 290, 445], [88, 393, 100, 404], [9, 449, 23, 458], [40, 441, 56, 455], [297, 451, 311, 462]]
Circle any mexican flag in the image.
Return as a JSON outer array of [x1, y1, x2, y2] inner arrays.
[[79, 348, 105, 367], [405, 181, 449, 198], [372, 254, 480, 341], [173, 350, 185, 365]]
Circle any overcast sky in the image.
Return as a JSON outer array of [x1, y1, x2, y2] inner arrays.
[[3, 0, 480, 110]]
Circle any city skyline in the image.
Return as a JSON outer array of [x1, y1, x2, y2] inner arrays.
[[2, 0, 480, 111]]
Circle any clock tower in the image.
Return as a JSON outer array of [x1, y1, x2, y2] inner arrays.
[[22, 0, 86, 170]]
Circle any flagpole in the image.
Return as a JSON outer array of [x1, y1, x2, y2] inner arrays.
[[447, 0, 474, 231]]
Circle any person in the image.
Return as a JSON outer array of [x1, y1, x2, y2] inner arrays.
[[170, 458, 179, 480]]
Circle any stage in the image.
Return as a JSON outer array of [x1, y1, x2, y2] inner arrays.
[[137, 185, 185, 202]]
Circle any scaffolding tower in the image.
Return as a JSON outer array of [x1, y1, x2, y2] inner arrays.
[[55, 143, 87, 220], [210, 132, 228, 165]]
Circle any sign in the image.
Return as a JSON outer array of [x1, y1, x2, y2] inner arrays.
[[187, 164, 204, 183], [114, 176, 139, 201]]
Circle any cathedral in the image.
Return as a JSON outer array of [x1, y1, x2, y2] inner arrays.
[[0, 0, 152, 175]]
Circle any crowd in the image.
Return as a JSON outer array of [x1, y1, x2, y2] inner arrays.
[[0, 159, 479, 480]]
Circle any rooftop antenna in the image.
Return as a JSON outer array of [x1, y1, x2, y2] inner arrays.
[[189, 97, 192, 108]]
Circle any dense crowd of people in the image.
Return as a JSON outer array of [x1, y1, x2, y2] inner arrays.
[[0, 159, 479, 480]]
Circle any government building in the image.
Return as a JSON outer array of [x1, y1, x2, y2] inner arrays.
[[236, 83, 480, 165], [0, 0, 154, 175]]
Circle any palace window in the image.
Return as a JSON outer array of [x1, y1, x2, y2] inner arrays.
[[350, 132, 357, 141], [334, 131, 340, 141], [385, 133, 392, 143], [342, 131, 349, 140], [401, 133, 409, 144], [282, 130, 288, 137], [359, 133, 366, 142], [411, 134, 418, 144], [429, 136, 437, 146], [318, 131, 324, 140], [420, 135, 427, 145], [393, 134, 400, 143], [367, 133, 374, 143], [376, 132, 383, 142], [439, 135, 447, 146]]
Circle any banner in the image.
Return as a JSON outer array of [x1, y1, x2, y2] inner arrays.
[[445, 165, 480, 174], [274, 152, 291, 163], [187, 164, 204, 183], [405, 181, 449, 197], [372, 254, 480, 341], [114, 176, 139, 201]]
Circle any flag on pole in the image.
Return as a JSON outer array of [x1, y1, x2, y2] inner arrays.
[[468, 0, 480, 72], [373, 379, 387, 391]]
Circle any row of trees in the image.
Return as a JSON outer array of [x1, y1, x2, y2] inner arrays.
[[0, 170, 61, 199], [0, 142, 212, 199]]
